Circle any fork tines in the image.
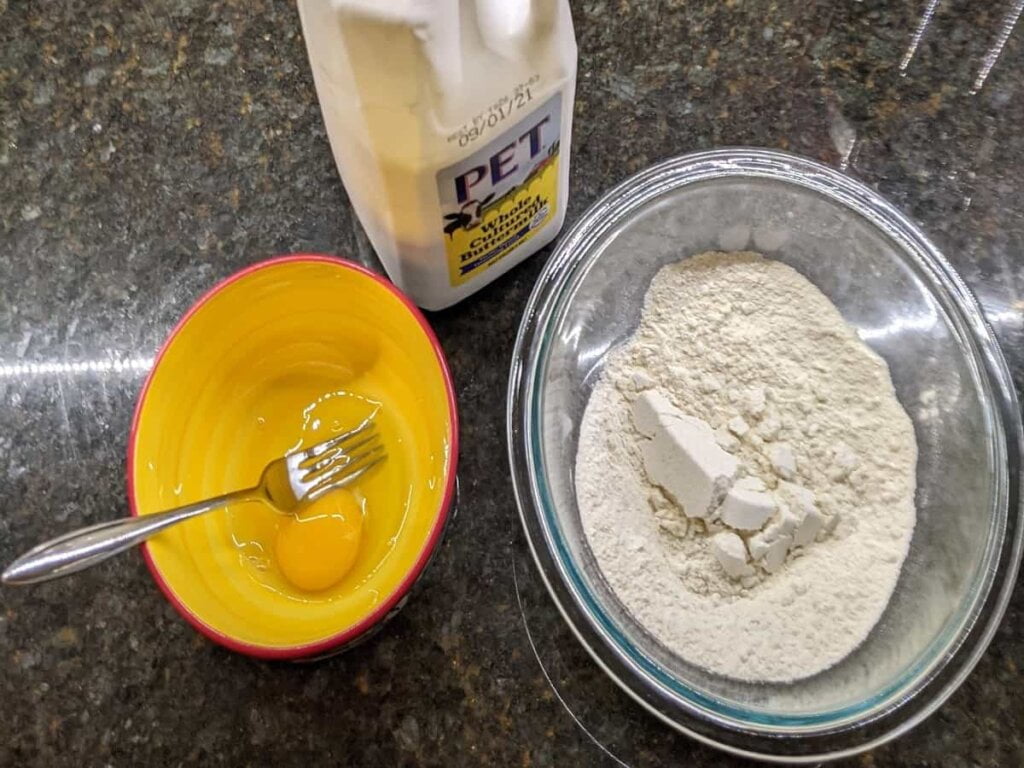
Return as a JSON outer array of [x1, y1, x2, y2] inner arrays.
[[298, 419, 386, 498]]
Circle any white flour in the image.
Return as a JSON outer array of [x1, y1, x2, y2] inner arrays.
[[576, 252, 917, 683]]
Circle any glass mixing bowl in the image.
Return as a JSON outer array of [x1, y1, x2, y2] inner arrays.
[[507, 149, 1023, 762]]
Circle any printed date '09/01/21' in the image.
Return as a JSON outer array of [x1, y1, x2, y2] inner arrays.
[[447, 77, 541, 148]]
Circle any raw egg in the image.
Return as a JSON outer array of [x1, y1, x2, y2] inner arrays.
[[275, 490, 363, 592]]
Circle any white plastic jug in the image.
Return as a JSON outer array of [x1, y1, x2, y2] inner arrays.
[[298, 0, 577, 309]]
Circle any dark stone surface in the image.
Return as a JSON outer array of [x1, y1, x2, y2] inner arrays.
[[1, 0, 1022, 765]]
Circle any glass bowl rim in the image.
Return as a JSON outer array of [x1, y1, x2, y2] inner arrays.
[[506, 148, 1023, 762]]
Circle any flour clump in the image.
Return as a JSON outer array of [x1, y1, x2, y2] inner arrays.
[[575, 251, 917, 683]]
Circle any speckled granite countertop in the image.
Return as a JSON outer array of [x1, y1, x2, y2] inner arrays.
[[1, 1, 1022, 765]]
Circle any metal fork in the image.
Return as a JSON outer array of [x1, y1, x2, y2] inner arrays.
[[1, 419, 386, 586]]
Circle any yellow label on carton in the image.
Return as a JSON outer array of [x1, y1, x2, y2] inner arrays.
[[437, 93, 562, 287]]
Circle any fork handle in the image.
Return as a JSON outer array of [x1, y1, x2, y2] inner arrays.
[[2, 489, 257, 586]]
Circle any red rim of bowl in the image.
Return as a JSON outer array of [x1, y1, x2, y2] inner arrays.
[[126, 254, 459, 660]]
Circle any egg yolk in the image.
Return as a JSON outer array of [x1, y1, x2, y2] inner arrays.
[[275, 490, 363, 592]]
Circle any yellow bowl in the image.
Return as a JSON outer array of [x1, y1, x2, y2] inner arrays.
[[127, 255, 457, 659]]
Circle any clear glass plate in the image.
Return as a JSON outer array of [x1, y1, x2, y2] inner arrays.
[[507, 149, 1023, 762]]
